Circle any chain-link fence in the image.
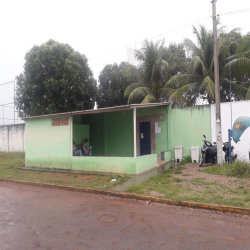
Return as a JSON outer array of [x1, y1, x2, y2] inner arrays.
[[0, 80, 23, 126]]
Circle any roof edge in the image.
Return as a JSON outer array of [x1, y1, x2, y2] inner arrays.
[[23, 102, 170, 120]]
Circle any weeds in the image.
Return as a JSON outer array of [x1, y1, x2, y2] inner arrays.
[[201, 161, 250, 178], [182, 155, 192, 164], [127, 163, 250, 208]]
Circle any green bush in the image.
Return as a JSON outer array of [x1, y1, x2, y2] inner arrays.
[[201, 161, 250, 178], [182, 155, 192, 164]]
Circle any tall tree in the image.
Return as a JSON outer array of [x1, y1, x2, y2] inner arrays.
[[124, 40, 188, 104], [97, 62, 138, 108], [15, 40, 97, 117], [222, 32, 250, 99], [124, 40, 168, 104], [165, 25, 250, 107]]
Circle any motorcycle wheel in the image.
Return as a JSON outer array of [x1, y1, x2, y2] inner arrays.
[[199, 154, 204, 167], [232, 154, 237, 162], [225, 154, 229, 163]]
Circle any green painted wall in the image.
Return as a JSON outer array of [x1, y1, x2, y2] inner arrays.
[[162, 151, 172, 162], [70, 154, 156, 174], [25, 115, 157, 174], [171, 105, 212, 159], [73, 124, 89, 145], [135, 154, 157, 174], [74, 110, 133, 157], [103, 110, 133, 156], [137, 106, 169, 157], [88, 114, 104, 156], [25, 116, 72, 168], [25, 112, 158, 174]]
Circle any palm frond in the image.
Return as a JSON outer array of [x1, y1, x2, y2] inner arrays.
[[124, 82, 144, 98], [160, 87, 175, 99], [223, 57, 250, 78], [127, 87, 151, 104], [199, 76, 215, 101], [151, 58, 169, 84], [165, 74, 201, 88], [220, 78, 248, 98], [192, 26, 203, 49], [184, 38, 200, 57], [188, 56, 208, 76], [141, 93, 156, 103], [169, 82, 198, 104]]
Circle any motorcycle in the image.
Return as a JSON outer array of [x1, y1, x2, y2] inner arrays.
[[199, 135, 217, 167], [222, 140, 237, 163]]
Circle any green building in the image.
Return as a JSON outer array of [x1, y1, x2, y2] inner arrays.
[[24, 103, 212, 175]]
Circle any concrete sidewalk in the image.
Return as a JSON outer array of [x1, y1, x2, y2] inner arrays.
[[0, 181, 250, 250]]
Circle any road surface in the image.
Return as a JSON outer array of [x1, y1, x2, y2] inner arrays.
[[0, 181, 249, 250]]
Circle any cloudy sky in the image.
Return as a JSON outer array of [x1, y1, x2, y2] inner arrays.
[[0, 0, 249, 124]]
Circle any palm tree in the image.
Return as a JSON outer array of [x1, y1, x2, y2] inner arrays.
[[124, 40, 169, 104], [222, 33, 250, 99], [164, 25, 250, 107]]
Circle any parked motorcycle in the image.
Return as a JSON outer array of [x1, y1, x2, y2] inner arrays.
[[222, 140, 237, 163], [199, 135, 217, 167]]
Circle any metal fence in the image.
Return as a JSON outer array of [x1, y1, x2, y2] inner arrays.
[[0, 80, 23, 125]]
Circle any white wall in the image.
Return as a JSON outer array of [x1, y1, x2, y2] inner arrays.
[[0, 124, 25, 152], [211, 100, 250, 162]]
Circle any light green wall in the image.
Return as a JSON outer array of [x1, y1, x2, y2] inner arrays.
[[135, 154, 157, 174], [70, 154, 157, 174], [171, 105, 212, 159], [25, 116, 72, 168], [137, 106, 170, 156], [73, 124, 89, 145], [25, 112, 158, 174], [162, 151, 172, 162]]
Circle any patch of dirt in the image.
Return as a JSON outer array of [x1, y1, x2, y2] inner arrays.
[[172, 163, 250, 189]]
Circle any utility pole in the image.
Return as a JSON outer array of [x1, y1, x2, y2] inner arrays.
[[212, 0, 223, 165]]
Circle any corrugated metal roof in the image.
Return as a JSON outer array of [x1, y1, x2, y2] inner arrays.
[[23, 102, 170, 120]]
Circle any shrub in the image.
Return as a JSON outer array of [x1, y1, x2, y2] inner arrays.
[[182, 155, 192, 164], [201, 161, 250, 178]]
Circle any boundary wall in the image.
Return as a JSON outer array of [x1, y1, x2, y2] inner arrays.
[[0, 124, 25, 152]]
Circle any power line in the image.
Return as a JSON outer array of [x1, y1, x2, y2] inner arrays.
[[0, 80, 14, 86], [219, 8, 250, 16], [0, 102, 14, 107], [88, 7, 250, 61], [88, 16, 208, 61]]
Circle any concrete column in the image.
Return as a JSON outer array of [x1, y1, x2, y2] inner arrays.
[[133, 107, 137, 158]]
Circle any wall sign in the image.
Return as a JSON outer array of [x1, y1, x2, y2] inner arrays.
[[52, 117, 69, 126], [155, 122, 161, 134]]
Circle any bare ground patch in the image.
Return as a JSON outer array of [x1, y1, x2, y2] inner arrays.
[[172, 163, 250, 189]]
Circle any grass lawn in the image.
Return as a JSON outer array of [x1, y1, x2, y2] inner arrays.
[[0, 152, 129, 190], [127, 163, 250, 208]]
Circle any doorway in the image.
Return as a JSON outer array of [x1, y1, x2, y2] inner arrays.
[[139, 122, 151, 155]]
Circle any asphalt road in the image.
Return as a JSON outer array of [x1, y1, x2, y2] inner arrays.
[[0, 181, 250, 250]]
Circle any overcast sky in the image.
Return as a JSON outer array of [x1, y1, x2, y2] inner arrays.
[[0, 0, 249, 124]]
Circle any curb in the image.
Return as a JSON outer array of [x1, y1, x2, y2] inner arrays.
[[2, 179, 250, 215]]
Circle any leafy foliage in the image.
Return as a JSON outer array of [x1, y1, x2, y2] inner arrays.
[[124, 40, 187, 104], [97, 62, 138, 108], [15, 40, 97, 117], [165, 25, 250, 107]]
